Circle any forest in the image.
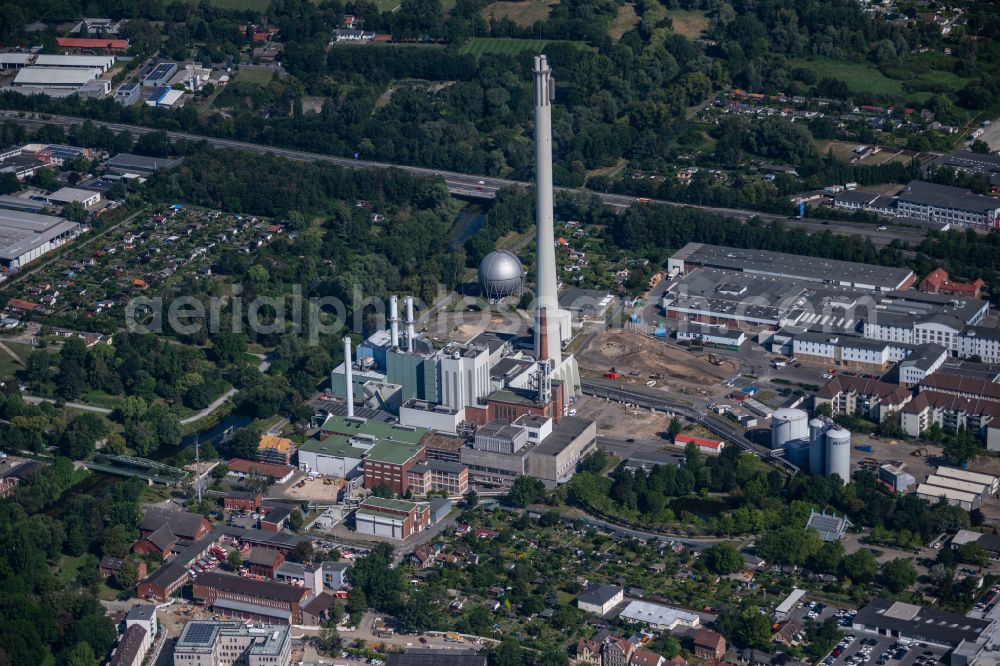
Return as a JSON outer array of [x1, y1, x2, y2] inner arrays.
[[0, 0, 995, 206], [0, 456, 144, 665]]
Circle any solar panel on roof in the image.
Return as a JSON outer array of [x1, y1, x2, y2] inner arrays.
[[183, 623, 217, 645]]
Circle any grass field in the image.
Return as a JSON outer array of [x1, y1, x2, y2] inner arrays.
[[610, 4, 639, 40], [789, 56, 964, 102], [459, 37, 586, 55], [666, 9, 709, 38], [481, 0, 558, 26], [233, 68, 277, 86]]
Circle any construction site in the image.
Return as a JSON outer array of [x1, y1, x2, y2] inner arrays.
[[576, 328, 738, 389]]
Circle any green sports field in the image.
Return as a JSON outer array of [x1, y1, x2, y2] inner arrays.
[[458, 37, 587, 56]]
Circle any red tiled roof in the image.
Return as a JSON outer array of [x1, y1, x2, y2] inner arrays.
[[920, 373, 1000, 402], [226, 458, 294, 479], [57, 37, 128, 49], [674, 434, 724, 450], [815, 375, 910, 404], [7, 298, 38, 310], [902, 390, 1000, 418]]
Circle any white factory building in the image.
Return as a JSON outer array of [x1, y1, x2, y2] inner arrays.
[[0, 209, 82, 269], [34, 55, 115, 71]]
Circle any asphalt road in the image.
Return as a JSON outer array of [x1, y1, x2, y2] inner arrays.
[[0, 112, 927, 247]]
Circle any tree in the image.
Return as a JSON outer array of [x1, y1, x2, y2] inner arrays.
[[703, 543, 744, 575], [668, 417, 683, 438], [226, 550, 242, 571], [227, 427, 261, 460], [60, 413, 109, 460], [880, 558, 917, 594], [465, 488, 479, 507], [943, 428, 980, 465], [65, 642, 98, 666], [211, 463, 229, 479], [507, 475, 544, 507], [841, 549, 877, 584], [578, 449, 608, 473], [114, 560, 139, 592], [813, 402, 832, 417], [320, 617, 341, 654], [293, 539, 315, 563]]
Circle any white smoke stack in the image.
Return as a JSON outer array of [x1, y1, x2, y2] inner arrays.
[[389, 295, 399, 348], [342, 335, 354, 418], [405, 296, 415, 353], [533, 55, 561, 366]]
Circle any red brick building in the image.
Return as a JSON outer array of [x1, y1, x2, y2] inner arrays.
[[99, 556, 147, 581], [362, 441, 426, 495], [224, 490, 262, 512], [192, 571, 310, 624], [245, 547, 285, 577], [136, 562, 189, 602], [693, 629, 726, 660], [485, 385, 564, 425]]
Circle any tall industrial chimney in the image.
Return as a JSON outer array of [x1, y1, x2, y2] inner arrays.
[[389, 295, 400, 349], [342, 335, 354, 418], [405, 296, 415, 353], [533, 55, 561, 366]]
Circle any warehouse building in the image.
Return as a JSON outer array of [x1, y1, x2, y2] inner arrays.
[[852, 599, 990, 648], [915, 483, 980, 511], [12, 67, 105, 90], [142, 62, 178, 88], [114, 81, 141, 105], [618, 600, 700, 630], [0, 209, 81, 269], [34, 54, 115, 71], [43, 187, 101, 208], [354, 497, 429, 540], [0, 53, 33, 69], [105, 153, 184, 175], [668, 242, 916, 292], [896, 181, 1000, 231], [661, 267, 874, 330], [936, 466, 999, 494]]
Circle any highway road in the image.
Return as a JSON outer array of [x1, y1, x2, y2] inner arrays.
[[0, 111, 927, 247]]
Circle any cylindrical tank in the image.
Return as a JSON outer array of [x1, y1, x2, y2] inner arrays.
[[825, 427, 851, 484], [771, 408, 809, 449], [809, 417, 827, 475]]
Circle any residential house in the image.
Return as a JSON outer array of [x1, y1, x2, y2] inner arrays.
[[693, 629, 726, 660]]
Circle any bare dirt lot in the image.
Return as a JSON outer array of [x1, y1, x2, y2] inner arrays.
[[576, 394, 670, 440], [577, 329, 738, 389], [275, 475, 345, 502]]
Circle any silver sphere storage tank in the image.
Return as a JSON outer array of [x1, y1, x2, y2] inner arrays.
[[771, 408, 809, 449], [478, 250, 524, 300], [825, 426, 852, 484], [809, 417, 827, 475]]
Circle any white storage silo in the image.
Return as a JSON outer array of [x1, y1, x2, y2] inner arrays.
[[825, 427, 851, 484], [809, 417, 827, 475], [771, 408, 809, 449]]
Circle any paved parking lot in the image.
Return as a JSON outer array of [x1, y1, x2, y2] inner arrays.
[[825, 633, 949, 666]]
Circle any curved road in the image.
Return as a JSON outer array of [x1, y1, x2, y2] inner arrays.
[[0, 112, 926, 247], [179, 354, 272, 425]]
